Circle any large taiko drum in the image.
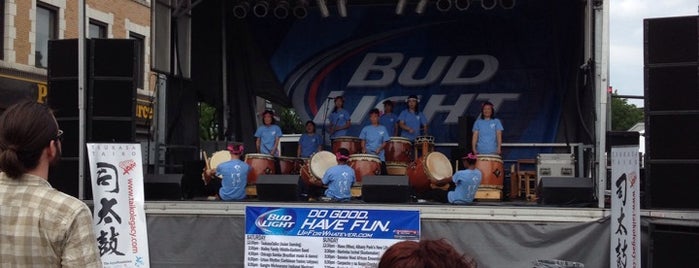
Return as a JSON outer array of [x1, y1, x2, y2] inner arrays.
[[300, 151, 337, 186], [386, 162, 408, 175], [348, 154, 381, 184], [209, 150, 231, 170], [386, 136, 413, 163], [332, 136, 362, 155], [245, 153, 275, 185], [475, 154, 504, 189], [277, 156, 301, 175], [406, 151, 453, 193]]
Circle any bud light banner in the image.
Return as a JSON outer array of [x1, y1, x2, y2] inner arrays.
[[245, 206, 419, 267], [249, 0, 582, 158]]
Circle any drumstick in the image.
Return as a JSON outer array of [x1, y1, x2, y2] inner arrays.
[[201, 150, 212, 185]]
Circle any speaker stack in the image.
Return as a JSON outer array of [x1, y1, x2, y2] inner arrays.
[[47, 39, 137, 199], [643, 16, 699, 209]]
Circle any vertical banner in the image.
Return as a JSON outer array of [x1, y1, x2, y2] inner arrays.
[[610, 146, 641, 268], [88, 143, 151, 268], [245, 206, 420, 267]]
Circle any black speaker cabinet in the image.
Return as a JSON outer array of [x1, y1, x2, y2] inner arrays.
[[144, 174, 183, 200], [648, 224, 699, 267], [362, 175, 410, 203], [256, 175, 299, 201], [537, 177, 594, 206]]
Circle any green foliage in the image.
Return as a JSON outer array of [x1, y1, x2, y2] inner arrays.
[[611, 93, 644, 131], [199, 102, 218, 141], [279, 107, 304, 134]]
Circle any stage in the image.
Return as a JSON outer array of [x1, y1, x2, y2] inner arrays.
[[138, 200, 699, 267]]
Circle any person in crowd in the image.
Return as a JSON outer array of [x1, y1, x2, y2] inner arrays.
[[203, 143, 250, 201], [398, 95, 428, 141], [472, 101, 503, 155], [297, 120, 322, 158], [359, 108, 389, 174], [379, 100, 398, 136], [313, 148, 355, 202], [378, 239, 478, 268], [420, 153, 482, 204], [255, 110, 283, 156], [328, 96, 351, 139], [0, 100, 102, 267]]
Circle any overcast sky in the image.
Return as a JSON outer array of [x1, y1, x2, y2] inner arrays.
[[610, 0, 697, 107]]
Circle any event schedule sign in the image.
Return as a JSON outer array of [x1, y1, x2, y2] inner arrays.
[[88, 143, 151, 268], [610, 146, 641, 268], [245, 206, 420, 268]]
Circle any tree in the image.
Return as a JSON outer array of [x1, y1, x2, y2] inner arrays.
[[611, 92, 644, 131]]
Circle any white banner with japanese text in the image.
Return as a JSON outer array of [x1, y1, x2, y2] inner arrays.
[[610, 146, 641, 268], [88, 143, 150, 268]]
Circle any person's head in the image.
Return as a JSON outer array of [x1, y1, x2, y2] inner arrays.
[[333, 96, 344, 111], [383, 100, 394, 113], [462, 152, 478, 168], [0, 100, 62, 179], [480, 101, 495, 119], [378, 239, 477, 268], [227, 143, 244, 158], [262, 110, 275, 125], [335, 148, 350, 163], [305, 120, 316, 134], [368, 108, 380, 125], [406, 95, 419, 112]]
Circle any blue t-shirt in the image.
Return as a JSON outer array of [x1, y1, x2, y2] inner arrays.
[[359, 125, 390, 161], [328, 108, 351, 139], [398, 110, 427, 141], [447, 168, 482, 204], [299, 133, 322, 158], [379, 113, 398, 136], [254, 124, 283, 155], [321, 164, 355, 201], [472, 118, 504, 154], [216, 159, 250, 201]]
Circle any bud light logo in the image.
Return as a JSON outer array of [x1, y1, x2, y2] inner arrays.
[[255, 208, 297, 235]]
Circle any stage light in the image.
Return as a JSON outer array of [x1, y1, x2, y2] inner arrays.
[[499, 0, 515, 9], [481, 0, 497, 10], [232, 0, 250, 19], [274, 0, 290, 19], [436, 0, 452, 12], [293, 0, 308, 18], [253, 0, 269, 17], [337, 0, 347, 17], [454, 0, 470, 11], [316, 0, 330, 18], [415, 0, 428, 14], [395, 0, 406, 15]]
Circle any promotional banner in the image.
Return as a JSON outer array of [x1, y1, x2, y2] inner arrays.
[[610, 146, 641, 268], [245, 206, 420, 267], [88, 143, 151, 268]]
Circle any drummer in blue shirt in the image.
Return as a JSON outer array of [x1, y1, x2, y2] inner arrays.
[[255, 110, 283, 156], [328, 96, 351, 139], [297, 120, 322, 158], [471, 101, 504, 155], [379, 100, 398, 136], [318, 148, 355, 202], [203, 144, 251, 201], [360, 108, 390, 174], [398, 95, 428, 141]]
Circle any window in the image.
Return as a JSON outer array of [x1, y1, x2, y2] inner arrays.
[[89, 19, 107, 39], [129, 32, 145, 89], [35, 4, 57, 68]]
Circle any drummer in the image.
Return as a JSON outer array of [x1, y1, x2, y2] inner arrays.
[[398, 95, 428, 141], [255, 110, 283, 156], [359, 108, 390, 174], [419, 153, 482, 204], [318, 148, 356, 202], [328, 96, 351, 140], [297, 120, 322, 158], [202, 144, 251, 201], [471, 101, 503, 155], [379, 100, 398, 136]]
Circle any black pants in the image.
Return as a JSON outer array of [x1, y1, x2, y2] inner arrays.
[[418, 183, 455, 203]]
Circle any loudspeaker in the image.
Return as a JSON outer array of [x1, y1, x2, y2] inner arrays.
[[457, 116, 475, 151], [144, 174, 183, 200], [649, 224, 699, 267], [362, 175, 410, 203], [537, 177, 594, 206], [256, 175, 299, 201]]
